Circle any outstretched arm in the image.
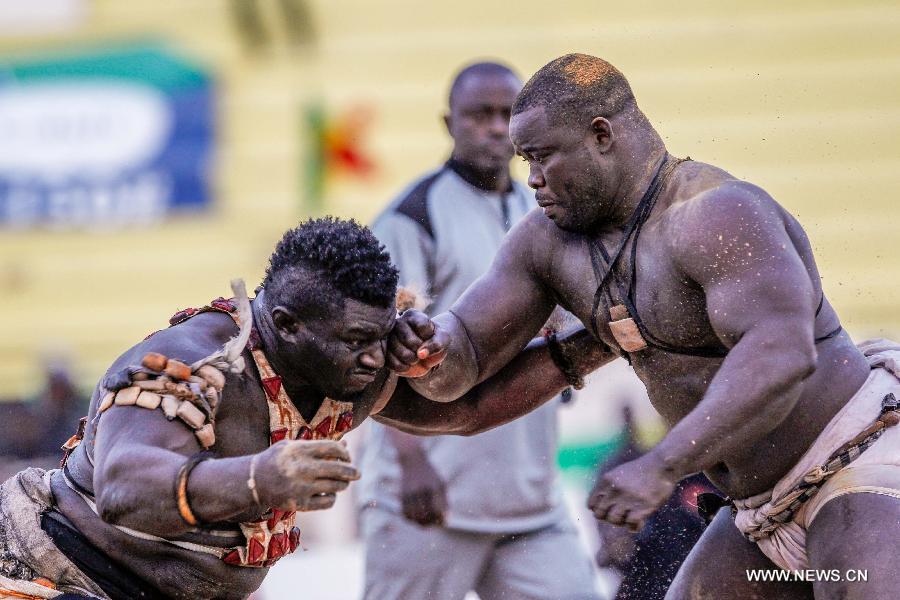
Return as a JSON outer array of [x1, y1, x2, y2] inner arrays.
[[393, 212, 560, 401], [377, 326, 615, 436]]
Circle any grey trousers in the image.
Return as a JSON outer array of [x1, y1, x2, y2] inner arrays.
[[361, 506, 600, 600]]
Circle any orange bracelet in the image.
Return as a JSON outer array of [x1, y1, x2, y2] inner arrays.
[[175, 453, 212, 527]]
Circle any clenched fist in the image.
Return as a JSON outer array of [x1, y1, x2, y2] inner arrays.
[[387, 309, 449, 377], [588, 451, 676, 532]]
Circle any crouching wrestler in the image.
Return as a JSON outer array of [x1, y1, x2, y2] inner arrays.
[[0, 217, 610, 600]]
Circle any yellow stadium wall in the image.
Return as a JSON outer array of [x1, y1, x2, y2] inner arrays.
[[1, 0, 898, 397]]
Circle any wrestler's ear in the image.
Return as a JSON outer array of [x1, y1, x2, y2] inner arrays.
[[271, 306, 304, 343], [590, 117, 614, 153]]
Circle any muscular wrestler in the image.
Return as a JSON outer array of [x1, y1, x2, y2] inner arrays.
[[398, 54, 900, 599], [0, 217, 607, 600]]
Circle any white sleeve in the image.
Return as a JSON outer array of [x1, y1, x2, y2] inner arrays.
[[372, 212, 436, 311]]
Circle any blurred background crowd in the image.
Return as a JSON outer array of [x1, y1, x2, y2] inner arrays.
[[0, 1, 898, 598]]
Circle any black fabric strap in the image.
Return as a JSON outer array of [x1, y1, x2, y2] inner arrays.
[[588, 154, 672, 339], [621, 158, 724, 356], [41, 511, 165, 599], [815, 325, 843, 343], [596, 156, 740, 358], [812, 294, 843, 342], [625, 186, 839, 355], [545, 332, 585, 390], [589, 154, 841, 358]]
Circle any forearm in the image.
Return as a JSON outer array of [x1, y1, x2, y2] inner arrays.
[[455, 337, 570, 435], [650, 332, 816, 479], [96, 447, 258, 536], [460, 327, 614, 434], [384, 327, 614, 436]]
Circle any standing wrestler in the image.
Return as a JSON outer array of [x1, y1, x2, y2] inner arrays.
[[0, 217, 609, 600], [358, 61, 598, 600], [397, 54, 900, 599]]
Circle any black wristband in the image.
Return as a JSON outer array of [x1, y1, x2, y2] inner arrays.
[[546, 332, 585, 390]]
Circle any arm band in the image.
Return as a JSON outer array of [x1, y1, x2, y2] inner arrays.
[[546, 332, 585, 390], [175, 452, 213, 527]]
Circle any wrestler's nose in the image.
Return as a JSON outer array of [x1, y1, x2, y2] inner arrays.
[[359, 341, 385, 370], [528, 164, 545, 189]]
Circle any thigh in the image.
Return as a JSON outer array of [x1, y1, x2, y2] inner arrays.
[[665, 509, 813, 600], [807, 492, 900, 600], [360, 507, 493, 600], [476, 521, 600, 600]]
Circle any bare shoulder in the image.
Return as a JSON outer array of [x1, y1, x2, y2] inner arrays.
[[87, 310, 262, 457], [106, 311, 239, 376], [510, 207, 561, 245], [508, 207, 577, 277], [664, 161, 790, 242], [661, 164, 796, 279]]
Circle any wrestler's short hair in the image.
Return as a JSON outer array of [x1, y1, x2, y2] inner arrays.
[[448, 61, 518, 107], [263, 217, 398, 317], [512, 54, 636, 126]]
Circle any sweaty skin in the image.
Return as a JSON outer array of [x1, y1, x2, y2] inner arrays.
[[402, 102, 876, 599], [56, 295, 607, 599], [410, 106, 869, 501], [413, 159, 868, 496]]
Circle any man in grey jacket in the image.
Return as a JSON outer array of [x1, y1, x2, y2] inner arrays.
[[357, 61, 599, 600]]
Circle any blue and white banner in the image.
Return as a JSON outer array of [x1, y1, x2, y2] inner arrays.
[[0, 44, 215, 229]]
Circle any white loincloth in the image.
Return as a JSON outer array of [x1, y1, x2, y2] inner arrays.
[[732, 339, 900, 571]]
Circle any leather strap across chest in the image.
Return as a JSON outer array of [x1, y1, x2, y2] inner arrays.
[[587, 155, 714, 357], [586, 156, 842, 359]]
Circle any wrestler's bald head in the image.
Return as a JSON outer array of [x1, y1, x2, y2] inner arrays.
[[512, 54, 636, 127]]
